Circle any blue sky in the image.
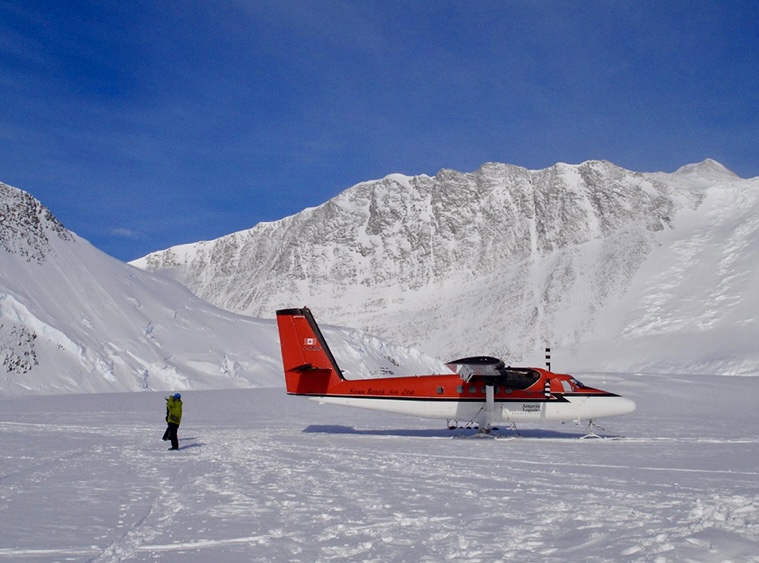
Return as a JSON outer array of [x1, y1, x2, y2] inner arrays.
[[1, 0, 757, 261]]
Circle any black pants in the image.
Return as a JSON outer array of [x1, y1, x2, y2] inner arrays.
[[166, 423, 179, 449]]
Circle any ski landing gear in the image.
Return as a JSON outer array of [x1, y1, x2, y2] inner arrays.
[[577, 419, 621, 439]]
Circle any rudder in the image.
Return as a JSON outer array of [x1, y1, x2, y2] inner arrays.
[[275, 307, 344, 395]]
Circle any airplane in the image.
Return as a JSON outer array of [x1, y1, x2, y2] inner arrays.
[[276, 307, 636, 437]]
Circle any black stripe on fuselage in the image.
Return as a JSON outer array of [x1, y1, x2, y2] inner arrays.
[[287, 392, 620, 402]]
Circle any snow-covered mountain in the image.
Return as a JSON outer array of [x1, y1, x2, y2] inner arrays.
[[0, 182, 448, 395], [132, 159, 759, 375]]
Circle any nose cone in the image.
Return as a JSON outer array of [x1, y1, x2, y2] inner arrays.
[[585, 395, 637, 419], [616, 397, 637, 416]]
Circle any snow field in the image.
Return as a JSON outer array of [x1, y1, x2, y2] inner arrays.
[[0, 373, 757, 562]]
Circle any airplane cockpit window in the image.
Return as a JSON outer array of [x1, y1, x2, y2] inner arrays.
[[569, 378, 586, 389]]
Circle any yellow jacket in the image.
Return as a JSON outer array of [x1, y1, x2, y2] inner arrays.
[[166, 397, 182, 425]]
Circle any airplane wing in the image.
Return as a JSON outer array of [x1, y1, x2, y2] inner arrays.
[[445, 356, 505, 379], [446, 356, 541, 390]]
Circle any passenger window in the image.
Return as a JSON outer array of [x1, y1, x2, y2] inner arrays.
[[436, 387, 444, 394], [456, 385, 464, 394], [468, 386, 477, 394]]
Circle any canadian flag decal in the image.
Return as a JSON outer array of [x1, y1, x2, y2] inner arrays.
[[304, 338, 315, 346]]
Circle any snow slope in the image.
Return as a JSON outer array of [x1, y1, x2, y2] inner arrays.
[[132, 160, 759, 376], [568, 164, 759, 375], [0, 372, 756, 562], [0, 182, 447, 395]]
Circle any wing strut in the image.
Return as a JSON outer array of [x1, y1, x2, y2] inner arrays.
[[477, 383, 496, 434]]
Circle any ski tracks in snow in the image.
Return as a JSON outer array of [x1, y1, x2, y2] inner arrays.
[[1, 387, 758, 562], [91, 452, 184, 562], [83, 427, 759, 562]]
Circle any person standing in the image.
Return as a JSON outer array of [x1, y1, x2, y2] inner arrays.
[[165, 393, 183, 450]]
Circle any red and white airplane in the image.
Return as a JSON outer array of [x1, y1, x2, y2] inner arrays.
[[276, 307, 636, 435]]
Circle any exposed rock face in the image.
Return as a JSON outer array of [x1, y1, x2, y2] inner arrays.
[[134, 159, 753, 371], [0, 182, 72, 263]]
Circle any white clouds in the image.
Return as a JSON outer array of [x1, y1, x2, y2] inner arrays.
[[110, 227, 145, 240]]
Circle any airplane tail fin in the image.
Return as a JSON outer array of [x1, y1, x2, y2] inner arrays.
[[275, 307, 344, 395]]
